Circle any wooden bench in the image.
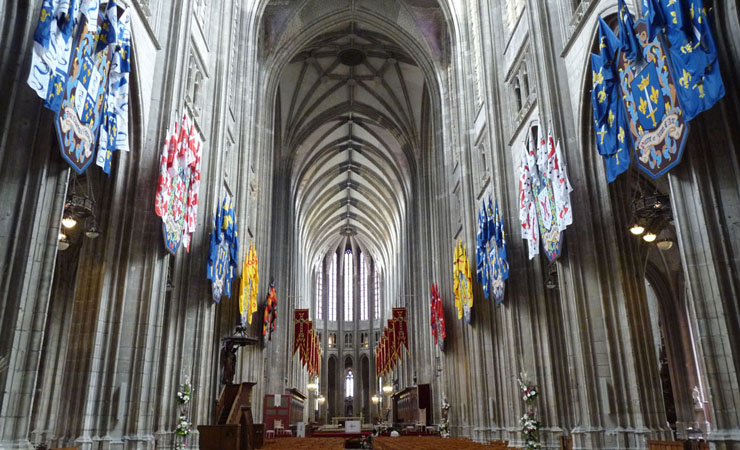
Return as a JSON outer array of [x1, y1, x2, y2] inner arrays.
[[375, 436, 511, 450], [648, 441, 687, 450]]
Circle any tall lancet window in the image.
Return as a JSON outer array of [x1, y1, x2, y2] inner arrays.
[[360, 253, 368, 320], [345, 370, 354, 398], [374, 270, 380, 319], [344, 249, 353, 321], [316, 267, 323, 320], [328, 253, 337, 321]]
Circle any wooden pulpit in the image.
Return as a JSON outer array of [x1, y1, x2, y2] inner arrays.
[[200, 382, 258, 450]]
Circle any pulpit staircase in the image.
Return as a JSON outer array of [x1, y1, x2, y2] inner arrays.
[[199, 382, 262, 450]]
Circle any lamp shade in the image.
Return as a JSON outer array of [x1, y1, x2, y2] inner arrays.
[[630, 223, 645, 235], [62, 216, 77, 229]]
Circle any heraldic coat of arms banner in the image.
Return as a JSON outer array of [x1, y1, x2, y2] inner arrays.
[[619, 19, 689, 178], [55, 14, 113, 174]]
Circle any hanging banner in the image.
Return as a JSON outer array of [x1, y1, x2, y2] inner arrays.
[[154, 113, 202, 254], [430, 282, 446, 351], [387, 319, 396, 370], [453, 239, 474, 323], [54, 14, 113, 174], [490, 200, 509, 304], [207, 193, 239, 303], [393, 307, 409, 352], [239, 241, 259, 323], [263, 282, 277, 342], [306, 329, 315, 375], [293, 309, 310, 357], [619, 19, 689, 178], [534, 132, 563, 262]]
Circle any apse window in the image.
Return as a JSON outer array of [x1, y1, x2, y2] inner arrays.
[[329, 253, 337, 321], [344, 249, 353, 321], [360, 253, 368, 320], [345, 370, 354, 398], [374, 270, 380, 319], [316, 267, 323, 320]]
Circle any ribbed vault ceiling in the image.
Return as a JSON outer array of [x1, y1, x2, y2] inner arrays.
[[280, 23, 429, 269]]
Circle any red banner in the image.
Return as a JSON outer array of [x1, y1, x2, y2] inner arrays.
[[387, 319, 397, 370], [384, 327, 390, 374], [393, 307, 409, 351], [307, 329, 315, 374], [378, 335, 385, 375], [263, 284, 278, 341], [293, 309, 309, 357], [434, 284, 446, 348]]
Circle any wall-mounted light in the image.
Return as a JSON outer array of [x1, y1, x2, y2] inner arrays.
[[307, 380, 318, 392], [371, 394, 380, 404], [643, 232, 657, 243], [318, 395, 326, 405], [382, 384, 393, 394]]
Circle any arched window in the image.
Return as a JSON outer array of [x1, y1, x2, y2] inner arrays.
[[344, 249, 353, 321], [514, 78, 522, 111], [360, 253, 368, 320], [345, 370, 354, 398], [328, 253, 337, 321], [373, 269, 380, 320], [316, 267, 323, 320]]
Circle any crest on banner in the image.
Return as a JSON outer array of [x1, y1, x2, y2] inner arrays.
[[619, 19, 688, 178], [55, 15, 112, 174]]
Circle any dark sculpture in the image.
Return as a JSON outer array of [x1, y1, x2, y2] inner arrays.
[[219, 325, 259, 385]]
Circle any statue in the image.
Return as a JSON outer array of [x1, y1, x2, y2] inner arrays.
[[439, 395, 451, 438], [692, 386, 703, 411], [220, 340, 238, 385]]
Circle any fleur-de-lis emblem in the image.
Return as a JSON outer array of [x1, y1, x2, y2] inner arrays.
[[40, 9, 50, 21], [650, 86, 660, 105], [696, 82, 706, 99], [593, 69, 604, 85], [596, 123, 608, 145], [608, 109, 615, 127], [639, 97, 648, 114], [618, 127, 625, 144], [679, 69, 692, 89], [598, 89, 607, 104]]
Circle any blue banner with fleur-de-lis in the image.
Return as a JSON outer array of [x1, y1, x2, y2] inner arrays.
[[618, 19, 689, 179]]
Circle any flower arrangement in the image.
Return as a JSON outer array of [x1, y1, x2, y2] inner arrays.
[[175, 415, 192, 436], [177, 382, 192, 405], [518, 372, 541, 450], [174, 377, 194, 450]]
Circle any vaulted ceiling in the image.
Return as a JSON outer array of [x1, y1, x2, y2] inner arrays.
[[278, 22, 430, 270]]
